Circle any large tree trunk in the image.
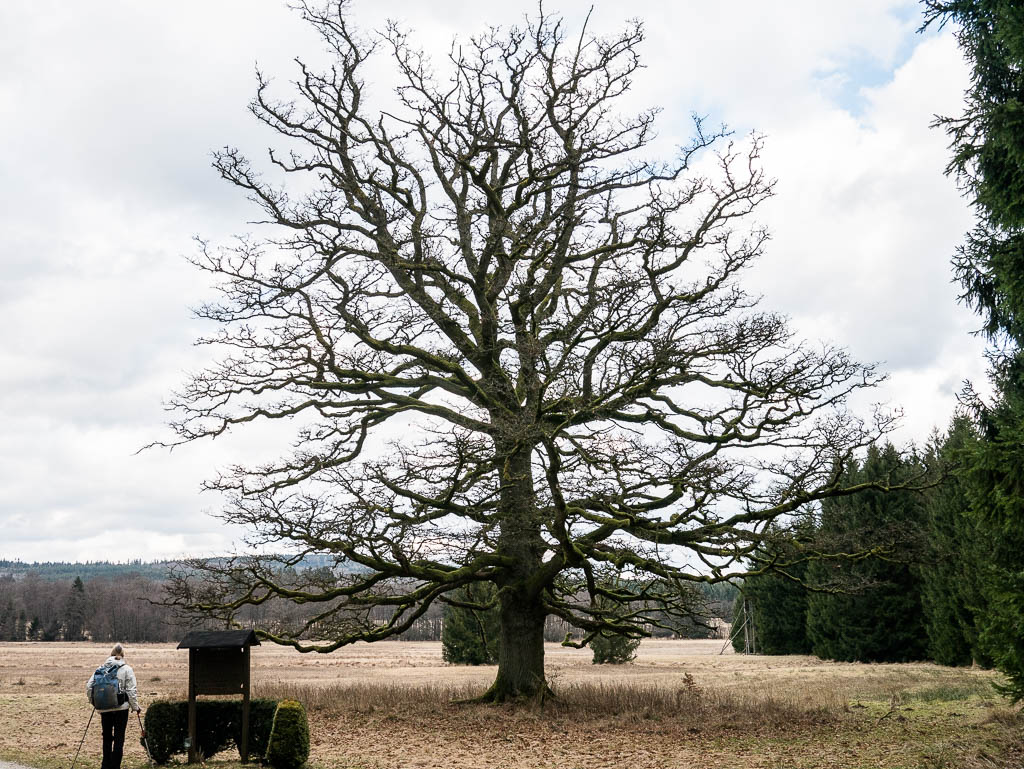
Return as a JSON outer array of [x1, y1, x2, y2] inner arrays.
[[478, 438, 550, 702], [479, 588, 549, 702]]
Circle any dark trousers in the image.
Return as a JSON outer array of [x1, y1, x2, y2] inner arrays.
[[100, 709, 130, 769]]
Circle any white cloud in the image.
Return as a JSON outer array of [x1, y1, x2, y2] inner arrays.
[[0, 1, 986, 561], [747, 32, 985, 441]]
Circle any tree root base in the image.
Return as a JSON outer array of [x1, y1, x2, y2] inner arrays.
[[455, 679, 556, 706]]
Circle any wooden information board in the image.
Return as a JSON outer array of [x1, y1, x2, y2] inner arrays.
[[177, 630, 259, 763]]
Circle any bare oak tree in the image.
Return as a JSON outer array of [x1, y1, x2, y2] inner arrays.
[[162, 2, 892, 701]]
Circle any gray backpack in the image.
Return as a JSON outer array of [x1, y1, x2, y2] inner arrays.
[[89, 663, 125, 710]]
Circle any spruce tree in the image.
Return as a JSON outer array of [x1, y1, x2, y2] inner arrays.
[[590, 591, 642, 664], [63, 576, 87, 642], [732, 528, 813, 655], [591, 631, 641, 664], [923, 0, 1024, 700], [741, 569, 812, 655], [964, 414, 1024, 696], [441, 583, 500, 665], [806, 444, 928, 663], [918, 419, 991, 666]]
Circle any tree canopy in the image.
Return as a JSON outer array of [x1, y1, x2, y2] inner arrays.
[[162, 2, 897, 701]]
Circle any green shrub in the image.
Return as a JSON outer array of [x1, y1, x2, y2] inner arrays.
[[589, 588, 642, 664], [591, 630, 640, 664], [265, 699, 310, 769], [441, 582, 500, 665], [143, 698, 278, 764], [143, 701, 182, 764]]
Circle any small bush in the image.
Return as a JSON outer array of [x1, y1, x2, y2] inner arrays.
[[143, 698, 279, 764], [592, 631, 640, 664], [265, 699, 310, 769], [441, 583, 500, 665]]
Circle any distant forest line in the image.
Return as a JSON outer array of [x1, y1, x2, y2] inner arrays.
[[0, 561, 737, 645], [0, 560, 174, 582]]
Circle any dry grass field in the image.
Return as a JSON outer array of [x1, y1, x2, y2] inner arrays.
[[0, 639, 1021, 769]]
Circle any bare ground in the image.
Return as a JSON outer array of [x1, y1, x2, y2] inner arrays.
[[0, 640, 1019, 769]]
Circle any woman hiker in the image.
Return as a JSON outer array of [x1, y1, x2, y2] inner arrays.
[[85, 643, 142, 769]]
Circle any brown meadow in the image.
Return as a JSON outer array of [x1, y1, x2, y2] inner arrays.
[[0, 640, 1019, 768]]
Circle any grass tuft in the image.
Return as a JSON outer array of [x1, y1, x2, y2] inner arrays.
[[906, 680, 996, 703]]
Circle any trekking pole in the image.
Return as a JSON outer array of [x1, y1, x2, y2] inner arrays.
[[137, 710, 154, 766], [69, 708, 95, 769]]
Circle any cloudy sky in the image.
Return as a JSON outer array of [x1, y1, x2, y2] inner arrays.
[[0, 1, 985, 563]]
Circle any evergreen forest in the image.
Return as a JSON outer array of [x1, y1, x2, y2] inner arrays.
[[731, 0, 1024, 705]]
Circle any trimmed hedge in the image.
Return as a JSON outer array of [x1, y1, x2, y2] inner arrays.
[[265, 699, 310, 769], [143, 699, 278, 764]]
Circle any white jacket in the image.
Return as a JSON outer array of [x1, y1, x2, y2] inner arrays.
[[86, 656, 140, 712]]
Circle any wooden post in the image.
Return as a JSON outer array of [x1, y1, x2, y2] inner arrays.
[[187, 649, 198, 764], [743, 599, 752, 654], [749, 598, 757, 654], [240, 646, 251, 763]]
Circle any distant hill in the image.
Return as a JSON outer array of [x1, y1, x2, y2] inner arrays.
[[0, 554, 364, 582], [0, 559, 174, 581]]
